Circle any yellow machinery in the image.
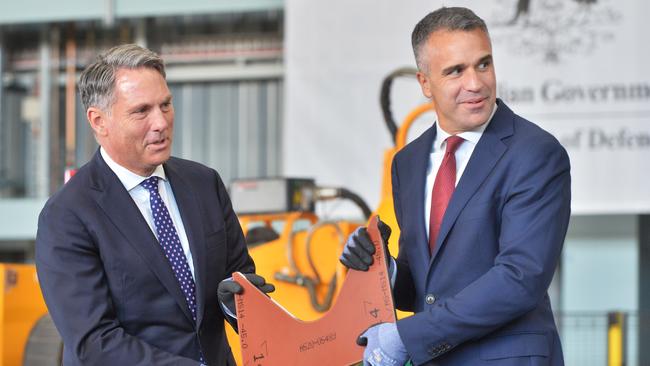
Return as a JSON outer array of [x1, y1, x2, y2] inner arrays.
[[224, 212, 356, 363], [225, 68, 433, 364], [0, 264, 60, 366]]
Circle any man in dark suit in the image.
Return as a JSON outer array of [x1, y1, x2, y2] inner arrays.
[[36, 44, 272, 365], [341, 7, 570, 366]]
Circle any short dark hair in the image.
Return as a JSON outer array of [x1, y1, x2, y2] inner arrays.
[[411, 7, 489, 72], [79, 44, 166, 112]]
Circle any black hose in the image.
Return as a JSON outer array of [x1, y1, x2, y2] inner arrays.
[[273, 272, 337, 313], [274, 221, 346, 312], [304, 275, 338, 313], [380, 67, 418, 144], [337, 187, 373, 220]]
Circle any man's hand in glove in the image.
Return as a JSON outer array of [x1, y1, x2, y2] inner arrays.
[[357, 322, 409, 366], [339, 218, 392, 271], [217, 273, 275, 317]]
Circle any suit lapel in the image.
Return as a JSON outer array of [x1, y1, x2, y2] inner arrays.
[[430, 102, 514, 264], [165, 161, 208, 328], [402, 126, 436, 270], [89, 152, 195, 324]]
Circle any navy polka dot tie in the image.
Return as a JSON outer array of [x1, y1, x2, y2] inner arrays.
[[141, 177, 198, 323]]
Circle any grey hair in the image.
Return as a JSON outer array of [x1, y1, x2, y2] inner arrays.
[[79, 44, 166, 111], [411, 7, 489, 73]]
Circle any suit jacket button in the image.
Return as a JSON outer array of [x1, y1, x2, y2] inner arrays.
[[425, 294, 435, 305]]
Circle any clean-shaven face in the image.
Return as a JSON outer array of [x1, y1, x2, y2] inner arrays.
[[416, 28, 497, 134], [101, 67, 174, 176]]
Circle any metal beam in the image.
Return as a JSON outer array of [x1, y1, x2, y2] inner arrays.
[[639, 215, 650, 363], [104, 0, 115, 27], [0, 0, 283, 25], [0, 199, 46, 240], [36, 28, 51, 198], [0, 31, 4, 168], [165, 63, 283, 83], [134, 18, 147, 48]]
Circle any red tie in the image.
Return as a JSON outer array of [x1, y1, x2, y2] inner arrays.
[[429, 135, 464, 254]]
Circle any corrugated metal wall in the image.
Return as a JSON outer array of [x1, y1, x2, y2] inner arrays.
[[69, 79, 283, 188], [0, 90, 29, 197], [0, 8, 284, 242], [1, 78, 283, 198], [170, 79, 283, 185]]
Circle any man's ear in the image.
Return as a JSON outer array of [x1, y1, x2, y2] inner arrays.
[[416, 71, 433, 99], [87, 107, 108, 137]]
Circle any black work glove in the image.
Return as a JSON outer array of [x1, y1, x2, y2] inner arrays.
[[217, 273, 275, 316], [339, 218, 392, 271]]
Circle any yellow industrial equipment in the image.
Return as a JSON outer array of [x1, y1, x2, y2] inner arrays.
[[607, 312, 626, 366], [225, 212, 357, 364], [225, 68, 433, 364], [0, 264, 61, 366]]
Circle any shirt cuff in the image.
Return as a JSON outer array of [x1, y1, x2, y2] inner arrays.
[[388, 256, 397, 287], [220, 301, 237, 319], [219, 277, 237, 319]]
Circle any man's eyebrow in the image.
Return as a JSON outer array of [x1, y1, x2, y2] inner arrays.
[[441, 63, 466, 75], [128, 102, 151, 113], [477, 54, 493, 65], [127, 95, 172, 112]]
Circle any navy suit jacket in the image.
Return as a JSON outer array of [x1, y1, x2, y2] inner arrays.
[[392, 100, 570, 365], [36, 151, 254, 365]]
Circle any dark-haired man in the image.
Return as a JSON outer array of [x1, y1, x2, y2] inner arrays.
[[342, 7, 570, 366]]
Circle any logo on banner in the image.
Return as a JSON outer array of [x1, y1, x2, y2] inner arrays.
[[489, 0, 621, 62]]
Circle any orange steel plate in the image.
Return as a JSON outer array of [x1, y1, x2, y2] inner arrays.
[[233, 216, 396, 366]]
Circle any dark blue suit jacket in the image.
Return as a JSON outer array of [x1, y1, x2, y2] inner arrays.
[[36, 151, 254, 365], [392, 101, 570, 365]]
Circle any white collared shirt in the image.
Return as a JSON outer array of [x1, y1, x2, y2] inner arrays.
[[100, 148, 196, 280], [424, 105, 498, 239]]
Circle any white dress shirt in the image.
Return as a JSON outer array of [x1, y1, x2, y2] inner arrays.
[[424, 105, 497, 240], [100, 148, 196, 280]]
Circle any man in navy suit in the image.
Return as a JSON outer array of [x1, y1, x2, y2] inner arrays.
[[36, 44, 272, 365], [341, 7, 570, 365]]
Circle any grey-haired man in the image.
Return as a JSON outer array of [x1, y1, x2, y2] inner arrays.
[[36, 44, 273, 365]]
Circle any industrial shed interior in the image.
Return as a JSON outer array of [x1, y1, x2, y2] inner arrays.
[[0, 0, 648, 365]]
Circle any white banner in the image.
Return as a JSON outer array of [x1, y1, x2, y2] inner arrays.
[[285, 0, 650, 215]]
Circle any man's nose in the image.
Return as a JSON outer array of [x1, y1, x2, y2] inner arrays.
[[463, 69, 482, 92], [151, 107, 171, 130]]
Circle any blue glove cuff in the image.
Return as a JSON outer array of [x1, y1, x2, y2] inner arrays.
[[219, 277, 237, 319], [361, 323, 409, 366]]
